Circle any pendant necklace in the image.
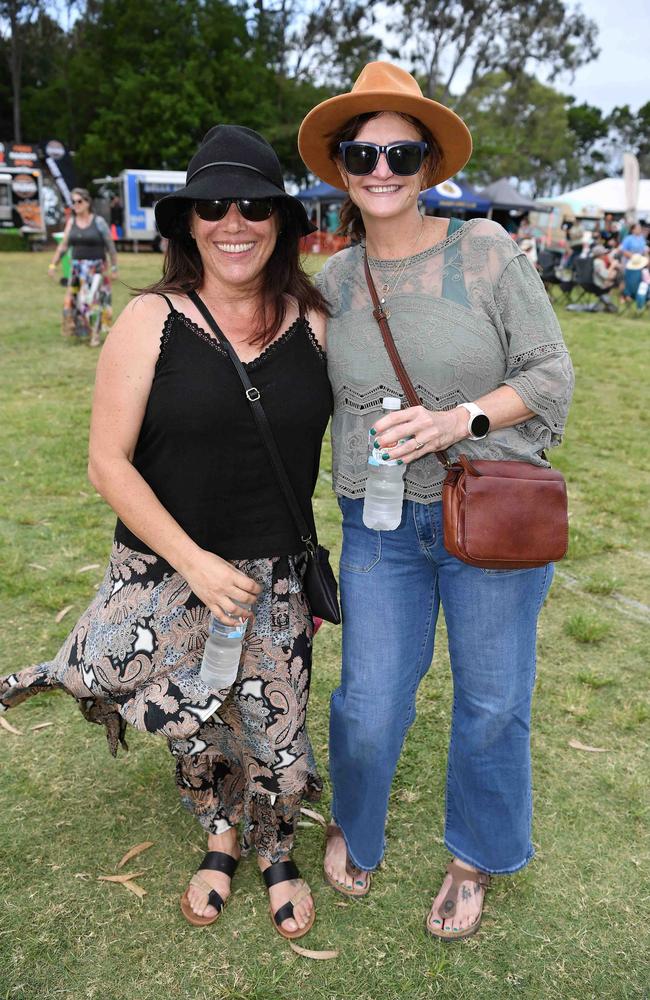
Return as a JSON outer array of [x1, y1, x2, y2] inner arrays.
[[371, 216, 424, 320]]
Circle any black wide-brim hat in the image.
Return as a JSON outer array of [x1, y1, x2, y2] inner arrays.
[[155, 124, 315, 238]]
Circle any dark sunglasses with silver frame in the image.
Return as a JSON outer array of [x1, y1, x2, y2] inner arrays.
[[193, 197, 276, 223], [339, 140, 429, 176]]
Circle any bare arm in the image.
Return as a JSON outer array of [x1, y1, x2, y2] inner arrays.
[[88, 295, 261, 621], [49, 217, 73, 271]]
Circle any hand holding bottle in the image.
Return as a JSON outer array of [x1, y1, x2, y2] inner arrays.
[[182, 548, 261, 625]]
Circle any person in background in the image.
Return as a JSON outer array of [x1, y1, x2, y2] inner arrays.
[[48, 187, 118, 347], [110, 194, 124, 240], [518, 236, 538, 266], [516, 214, 532, 240], [299, 61, 574, 941], [620, 222, 647, 263], [3, 126, 331, 940], [623, 252, 649, 305], [599, 213, 618, 243], [590, 245, 619, 312]]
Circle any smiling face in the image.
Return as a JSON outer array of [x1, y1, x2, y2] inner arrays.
[[336, 112, 428, 225], [191, 201, 279, 294]]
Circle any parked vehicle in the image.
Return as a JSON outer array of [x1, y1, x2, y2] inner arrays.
[[93, 169, 185, 249], [0, 167, 47, 244]]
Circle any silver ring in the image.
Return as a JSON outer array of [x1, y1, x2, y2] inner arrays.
[[414, 438, 424, 450]]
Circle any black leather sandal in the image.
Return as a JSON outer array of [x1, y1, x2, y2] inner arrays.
[[180, 850, 239, 927], [262, 859, 315, 940]]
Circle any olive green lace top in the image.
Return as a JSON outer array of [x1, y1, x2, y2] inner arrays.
[[316, 218, 574, 503]]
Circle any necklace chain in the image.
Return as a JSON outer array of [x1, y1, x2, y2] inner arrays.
[[370, 216, 424, 319]]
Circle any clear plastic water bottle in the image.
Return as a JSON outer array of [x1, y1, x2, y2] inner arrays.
[[362, 396, 406, 531], [199, 605, 250, 692]]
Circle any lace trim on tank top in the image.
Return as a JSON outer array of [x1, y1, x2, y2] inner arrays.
[[158, 310, 325, 369]]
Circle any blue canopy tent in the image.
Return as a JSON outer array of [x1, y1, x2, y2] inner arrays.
[[420, 178, 491, 216], [296, 180, 346, 231]]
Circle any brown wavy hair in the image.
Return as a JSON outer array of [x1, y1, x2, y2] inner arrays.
[[327, 113, 442, 242], [141, 200, 330, 347]]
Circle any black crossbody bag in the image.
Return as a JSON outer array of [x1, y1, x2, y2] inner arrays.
[[188, 290, 340, 624]]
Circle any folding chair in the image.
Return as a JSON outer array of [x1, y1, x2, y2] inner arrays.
[[566, 257, 617, 313], [538, 250, 574, 304]]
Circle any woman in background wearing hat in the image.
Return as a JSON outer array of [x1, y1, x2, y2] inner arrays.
[[1, 126, 331, 940], [298, 63, 574, 940]]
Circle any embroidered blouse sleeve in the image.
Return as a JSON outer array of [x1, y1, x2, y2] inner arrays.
[[495, 253, 574, 442]]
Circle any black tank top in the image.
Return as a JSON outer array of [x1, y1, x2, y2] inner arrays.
[[69, 216, 106, 260], [114, 302, 332, 561]]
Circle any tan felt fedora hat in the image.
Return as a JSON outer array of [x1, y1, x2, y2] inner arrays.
[[298, 61, 472, 190]]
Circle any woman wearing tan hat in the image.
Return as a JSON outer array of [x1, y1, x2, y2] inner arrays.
[[299, 62, 574, 941], [2, 125, 331, 940]]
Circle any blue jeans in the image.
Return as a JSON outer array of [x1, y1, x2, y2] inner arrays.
[[330, 497, 553, 874]]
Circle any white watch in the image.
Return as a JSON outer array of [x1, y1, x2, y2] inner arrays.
[[458, 402, 490, 440]]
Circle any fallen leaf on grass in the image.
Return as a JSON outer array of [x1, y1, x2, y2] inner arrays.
[[117, 841, 154, 869], [568, 739, 611, 753], [28, 563, 47, 571], [122, 880, 147, 899], [289, 942, 339, 960], [300, 807, 326, 828], [76, 563, 100, 574], [0, 716, 23, 736], [55, 605, 73, 623], [31, 722, 54, 732], [98, 871, 145, 883]]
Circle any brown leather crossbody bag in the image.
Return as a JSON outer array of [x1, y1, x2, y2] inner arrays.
[[363, 251, 569, 570]]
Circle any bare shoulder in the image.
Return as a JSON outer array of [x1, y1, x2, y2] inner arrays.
[[108, 292, 170, 341], [100, 292, 171, 373]]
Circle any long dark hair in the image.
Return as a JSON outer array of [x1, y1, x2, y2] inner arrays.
[[142, 200, 330, 347], [328, 113, 442, 242]]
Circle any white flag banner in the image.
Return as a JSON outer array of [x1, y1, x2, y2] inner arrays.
[[623, 151, 640, 225]]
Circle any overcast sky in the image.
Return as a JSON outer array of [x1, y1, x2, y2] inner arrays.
[[374, 0, 648, 115], [560, 0, 649, 113]]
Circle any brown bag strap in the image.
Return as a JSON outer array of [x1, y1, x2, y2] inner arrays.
[[363, 251, 451, 469]]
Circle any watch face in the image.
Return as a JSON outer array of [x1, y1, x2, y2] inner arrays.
[[471, 413, 490, 437]]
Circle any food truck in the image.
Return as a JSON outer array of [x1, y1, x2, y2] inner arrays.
[[94, 169, 186, 248], [0, 166, 47, 241]]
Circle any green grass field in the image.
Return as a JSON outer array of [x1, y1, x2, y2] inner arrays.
[[0, 252, 648, 1000]]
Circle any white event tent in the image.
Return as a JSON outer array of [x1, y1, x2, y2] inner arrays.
[[540, 178, 650, 216]]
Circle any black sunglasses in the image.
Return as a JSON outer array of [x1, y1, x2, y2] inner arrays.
[[193, 198, 276, 222], [339, 140, 429, 176]]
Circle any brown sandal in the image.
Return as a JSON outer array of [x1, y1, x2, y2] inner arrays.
[[323, 823, 371, 898], [180, 850, 239, 927], [262, 859, 315, 940], [426, 860, 490, 942]]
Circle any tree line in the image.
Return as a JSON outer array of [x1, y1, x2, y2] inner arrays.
[[1, 0, 649, 194]]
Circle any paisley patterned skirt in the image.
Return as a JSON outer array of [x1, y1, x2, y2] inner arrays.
[[0, 542, 322, 861]]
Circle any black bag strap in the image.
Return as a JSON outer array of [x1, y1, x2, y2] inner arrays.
[[187, 290, 315, 552]]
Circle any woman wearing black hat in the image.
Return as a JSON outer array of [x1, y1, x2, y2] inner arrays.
[[0, 125, 331, 940]]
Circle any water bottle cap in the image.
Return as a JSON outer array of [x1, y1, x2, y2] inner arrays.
[[382, 396, 401, 411]]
